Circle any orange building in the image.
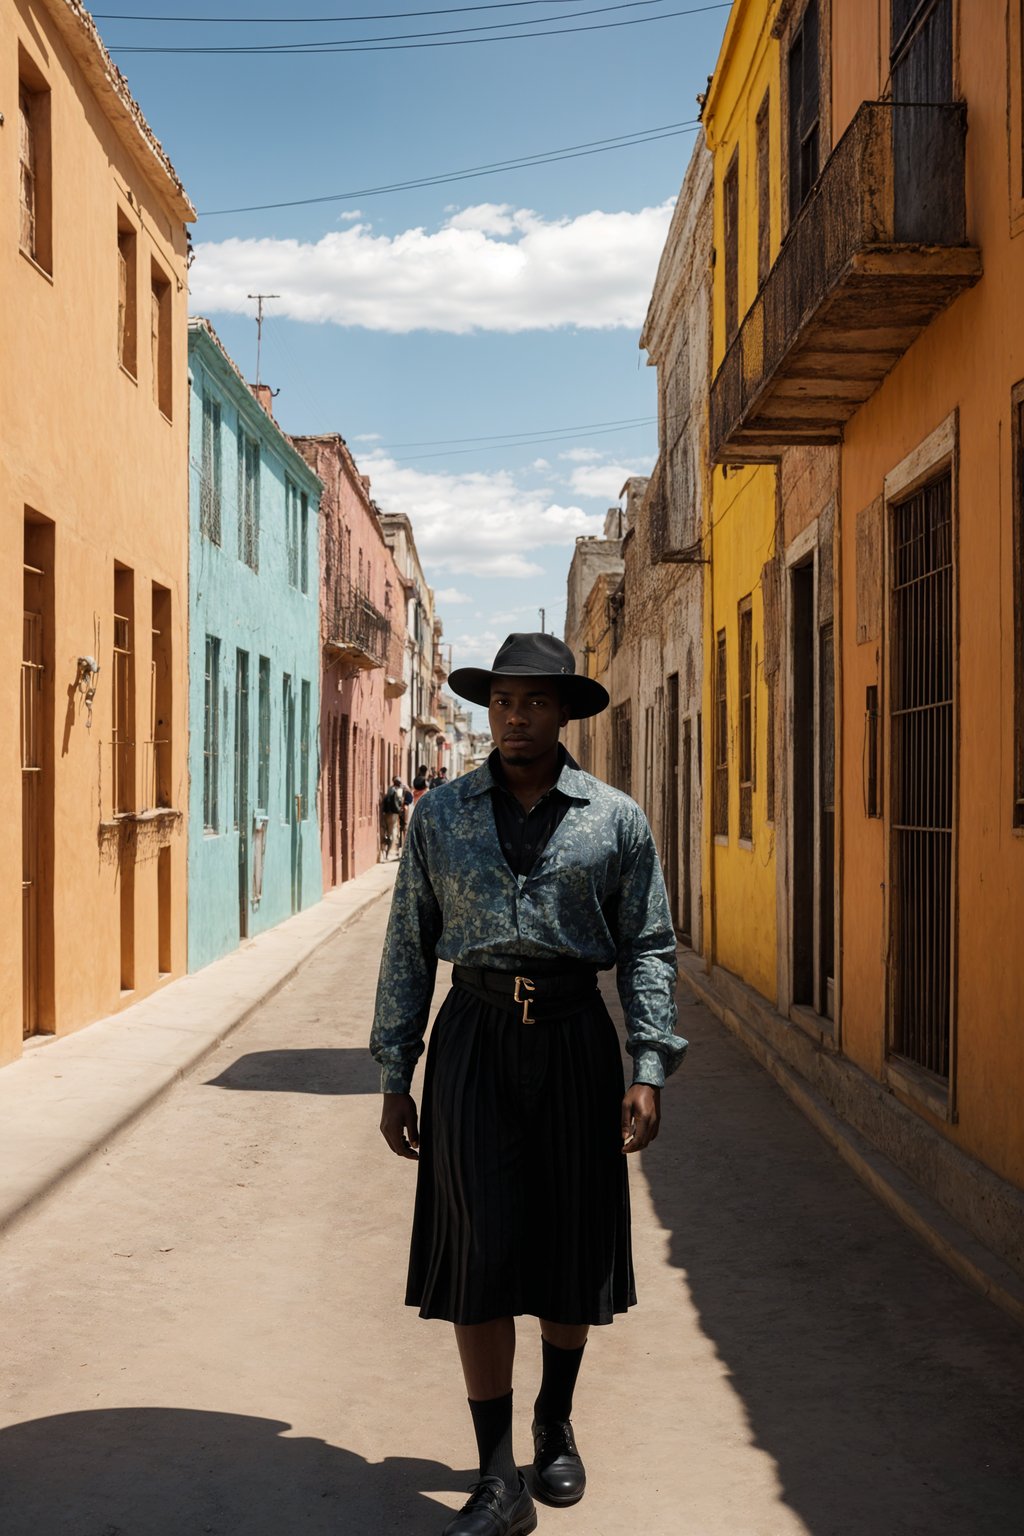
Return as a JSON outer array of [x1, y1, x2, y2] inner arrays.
[[706, 0, 1023, 1294], [1, 1, 194, 1062]]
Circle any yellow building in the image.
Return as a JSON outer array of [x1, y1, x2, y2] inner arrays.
[[701, 0, 781, 1002], [1, 1, 195, 1064]]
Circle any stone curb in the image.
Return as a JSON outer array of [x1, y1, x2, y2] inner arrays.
[[680, 954, 1024, 1329], [0, 863, 398, 1241]]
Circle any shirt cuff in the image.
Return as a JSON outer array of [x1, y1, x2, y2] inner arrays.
[[630, 1047, 667, 1089], [380, 1067, 412, 1095]]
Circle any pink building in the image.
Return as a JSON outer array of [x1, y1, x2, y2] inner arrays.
[[293, 436, 406, 886]]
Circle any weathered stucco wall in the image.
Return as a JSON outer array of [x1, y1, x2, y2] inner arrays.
[[187, 324, 323, 973], [293, 436, 406, 887], [1, 0, 194, 1062]]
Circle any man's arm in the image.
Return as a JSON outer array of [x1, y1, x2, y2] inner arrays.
[[613, 807, 687, 1094], [370, 808, 443, 1098]]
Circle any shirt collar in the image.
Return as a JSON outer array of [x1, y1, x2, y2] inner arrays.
[[462, 744, 591, 803]]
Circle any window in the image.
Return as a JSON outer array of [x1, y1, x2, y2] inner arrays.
[[738, 600, 754, 842], [756, 91, 771, 289], [612, 700, 632, 794], [1013, 387, 1024, 825], [150, 584, 172, 809], [300, 492, 310, 594], [286, 478, 300, 587], [643, 704, 655, 815], [201, 385, 222, 544], [723, 149, 740, 343], [300, 679, 311, 821], [257, 656, 271, 812], [714, 629, 728, 838], [113, 567, 135, 816], [239, 433, 260, 571], [150, 262, 173, 418], [788, 0, 821, 222], [203, 636, 221, 831], [234, 650, 249, 831], [18, 59, 51, 273], [117, 215, 137, 376], [282, 672, 294, 822]]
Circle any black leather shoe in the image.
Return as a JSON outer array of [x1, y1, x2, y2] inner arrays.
[[531, 1419, 586, 1506], [442, 1475, 537, 1535]]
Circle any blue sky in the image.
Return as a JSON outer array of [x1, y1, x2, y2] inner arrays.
[[97, 1, 729, 691]]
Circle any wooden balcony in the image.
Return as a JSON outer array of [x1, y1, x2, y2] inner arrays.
[[710, 100, 981, 465]]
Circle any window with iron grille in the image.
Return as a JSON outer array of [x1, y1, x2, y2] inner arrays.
[[112, 611, 132, 817], [257, 656, 271, 812], [300, 679, 311, 821], [282, 672, 294, 823], [285, 478, 299, 587], [738, 600, 753, 842], [203, 635, 220, 832], [723, 149, 740, 343], [201, 385, 222, 544], [756, 91, 771, 288], [300, 492, 310, 594], [644, 704, 655, 816], [239, 433, 260, 571], [18, 67, 51, 273], [889, 470, 954, 1079], [714, 629, 728, 838], [1013, 387, 1024, 827], [787, 0, 821, 222], [612, 701, 632, 794]]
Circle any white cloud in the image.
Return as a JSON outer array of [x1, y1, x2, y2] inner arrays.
[[531, 458, 552, 471], [568, 462, 648, 501], [559, 447, 606, 463], [364, 454, 604, 578], [352, 431, 382, 442], [191, 200, 676, 334], [339, 209, 363, 222], [434, 586, 472, 605]]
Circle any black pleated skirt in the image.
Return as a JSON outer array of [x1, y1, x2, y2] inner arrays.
[[406, 981, 636, 1327]]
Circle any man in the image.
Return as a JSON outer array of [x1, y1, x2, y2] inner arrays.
[[381, 777, 406, 861], [412, 763, 431, 806], [371, 634, 685, 1536]]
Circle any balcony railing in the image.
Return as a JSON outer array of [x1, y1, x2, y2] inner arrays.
[[710, 100, 981, 465], [324, 580, 390, 670]]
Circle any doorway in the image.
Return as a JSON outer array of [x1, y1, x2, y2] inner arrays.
[[22, 519, 53, 1037], [235, 650, 250, 940], [790, 555, 835, 1019]]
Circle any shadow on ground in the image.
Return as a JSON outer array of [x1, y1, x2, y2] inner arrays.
[[206, 1048, 380, 1095], [0, 1407, 470, 1536], [638, 982, 1024, 1536]]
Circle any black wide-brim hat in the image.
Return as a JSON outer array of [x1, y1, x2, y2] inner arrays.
[[448, 632, 610, 720]]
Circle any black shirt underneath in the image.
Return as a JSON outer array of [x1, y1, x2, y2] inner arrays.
[[488, 746, 574, 880]]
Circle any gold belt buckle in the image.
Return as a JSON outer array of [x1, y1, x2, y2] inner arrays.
[[513, 975, 536, 1024]]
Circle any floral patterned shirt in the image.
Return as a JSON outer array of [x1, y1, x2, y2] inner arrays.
[[370, 749, 686, 1095]]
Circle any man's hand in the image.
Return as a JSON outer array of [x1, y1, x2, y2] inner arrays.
[[621, 1084, 660, 1154], [380, 1092, 420, 1160]]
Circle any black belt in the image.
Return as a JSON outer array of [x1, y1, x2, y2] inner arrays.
[[452, 964, 598, 1024]]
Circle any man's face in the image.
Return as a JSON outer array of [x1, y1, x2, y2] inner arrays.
[[488, 678, 569, 765]]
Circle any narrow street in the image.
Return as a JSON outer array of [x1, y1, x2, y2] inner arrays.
[[0, 892, 1021, 1536]]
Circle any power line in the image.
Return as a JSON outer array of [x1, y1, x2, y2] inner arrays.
[[374, 413, 655, 448], [95, 0, 613, 22], [108, 2, 731, 53], [383, 418, 657, 461], [109, 0, 675, 50], [199, 117, 699, 214]]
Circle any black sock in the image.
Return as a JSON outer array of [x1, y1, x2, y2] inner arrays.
[[468, 1391, 518, 1489], [533, 1338, 586, 1426]]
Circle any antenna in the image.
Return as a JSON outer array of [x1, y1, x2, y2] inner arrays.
[[248, 293, 280, 387], [539, 607, 546, 633]]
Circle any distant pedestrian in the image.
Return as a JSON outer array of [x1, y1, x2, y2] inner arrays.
[[381, 778, 405, 861], [371, 633, 685, 1536], [412, 764, 430, 806]]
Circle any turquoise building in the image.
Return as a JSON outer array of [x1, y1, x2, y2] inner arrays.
[[187, 319, 323, 972]]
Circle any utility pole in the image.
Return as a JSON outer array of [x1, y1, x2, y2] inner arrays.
[[538, 607, 546, 633], [248, 293, 280, 387]]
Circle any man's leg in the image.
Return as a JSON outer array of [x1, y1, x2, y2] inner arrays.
[[531, 1321, 589, 1507], [454, 1318, 518, 1489]]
